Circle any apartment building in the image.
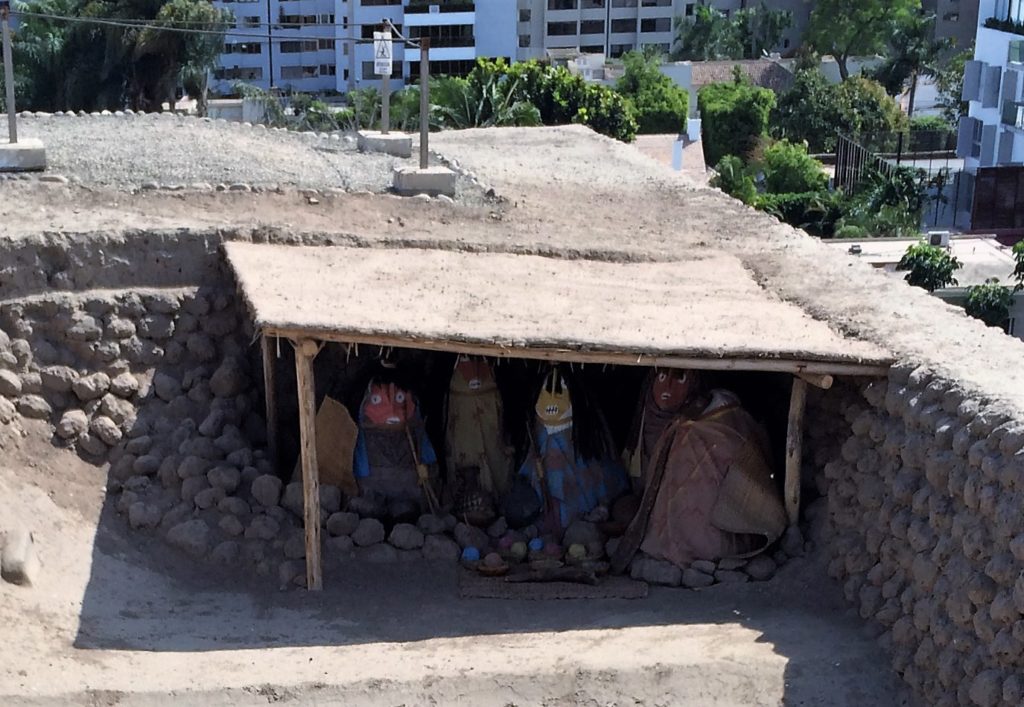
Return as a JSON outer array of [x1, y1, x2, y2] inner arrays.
[[210, 0, 517, 95], [955, 0, 1024, 230], [923, 0, 981, 52], [516, 0, 812, 61]]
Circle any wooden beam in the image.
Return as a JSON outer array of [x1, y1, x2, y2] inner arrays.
[[292, 337, 323, 591], [261, 334, 278, 469], [263, 326, 891, 378], [785, 377, 808, 526], [796, 372, 834, 389]]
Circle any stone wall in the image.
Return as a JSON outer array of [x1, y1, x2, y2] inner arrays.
[[807, 367, 1024, 707]]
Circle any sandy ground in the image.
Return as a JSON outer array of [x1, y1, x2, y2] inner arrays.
[[0, 122, 996, 705], [0, 424, 909, 707]]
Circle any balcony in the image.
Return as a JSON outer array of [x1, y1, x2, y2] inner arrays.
[[985, 0, 1024, 34], [405, 0, 475, 13]]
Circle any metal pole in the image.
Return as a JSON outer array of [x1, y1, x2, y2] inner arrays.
[[1, 0, 17, 144], [419, 37, 429, 170], [380, 24, 390, 134]]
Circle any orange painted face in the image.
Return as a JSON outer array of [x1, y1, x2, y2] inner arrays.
[[451, 355, 496, 393], [362, 381, 415, 427], [651, 369, 694, 412], [535, 370, 572, 427]]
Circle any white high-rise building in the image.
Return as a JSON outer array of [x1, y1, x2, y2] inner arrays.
[[210, 0, 518, 95]]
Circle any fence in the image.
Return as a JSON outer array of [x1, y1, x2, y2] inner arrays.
[[833, 130, 970, 230]]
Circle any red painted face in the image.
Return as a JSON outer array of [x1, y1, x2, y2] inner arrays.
[[651, 369, 694, 412], [362, 381, 415, 427], [452, 355, 495, 393]]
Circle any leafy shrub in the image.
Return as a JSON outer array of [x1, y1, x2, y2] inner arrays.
[[837, 166, 925, 237], [431, 63, 542, 130], [896, 242, 962, 292], [965, 279, 1014, 328], [771, 70, 907, 152], [759, 140, 828, 194], [616, 51, 688, 134], [711, 155, 756, 203], [697, 72, 775, 165], [473, 59, 638, 142], [754, 190, 845, 237], [909, 115, 951, 133]]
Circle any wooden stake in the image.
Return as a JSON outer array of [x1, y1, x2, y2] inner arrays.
[[785, 377, 808, 526], [796, 372, 834, 390], [293, 337, 322, 591], [261, 334, 278, 469]]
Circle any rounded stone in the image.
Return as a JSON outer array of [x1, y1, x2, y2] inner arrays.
[[388, 523, 425, 550], [72, 372, 110, 401], [90, 415, 122, 445], [326, 511, 359, 537], [245, 515, 280, 541], [166, 519, 210, 558], [219, 514, 245, 537], [352, 518, 386, 547], [17, 395, 51, 419], [56, 409, 89, 439], [250, 474, 282, 508], [208, 465, 241, 493]]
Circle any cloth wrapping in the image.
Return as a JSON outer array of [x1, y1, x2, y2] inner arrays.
[[445, 363, 513, 497], [519, 423, 628, 532], [354, 403, 437, 506], [638, 392, 786, 566]]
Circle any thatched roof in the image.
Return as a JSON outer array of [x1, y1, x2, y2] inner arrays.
[[224, 242, 890, 373]]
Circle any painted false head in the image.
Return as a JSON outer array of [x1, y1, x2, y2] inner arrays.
[[361, 380, 416, 428], [651, 369, 695, 412], [535, 369, 573, 429], [450, 355, 496, 394]]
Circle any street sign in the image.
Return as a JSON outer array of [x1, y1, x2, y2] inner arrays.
[[373, 31, 392, 76]]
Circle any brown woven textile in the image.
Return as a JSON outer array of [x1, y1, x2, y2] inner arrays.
[[612, 392, 785, 572], [291, 396, 359, 495], [459, 569, 648, 600]]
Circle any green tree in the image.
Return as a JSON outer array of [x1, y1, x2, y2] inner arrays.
[[1011, 241, 1024, 292], [672, 2, 790, 61], [430, 68, 541, 129], [733, 3, 793, 59], [869, 12, 952, 116], [805, 0, 921, 81], [697, 70, 775, 164], [834, 76, 909, 136], [895, 242, 962, 291], [710, 154, 756, 203], [935, 46, 971, 126], [671, 5, 742, 61], [616, 50, 688, 134], [837, 166, 926, 238], [770, 68, 840, 152], [965, 279, 1014, 328], [135, 0, 232, 114], [759, 139, 828, 194]]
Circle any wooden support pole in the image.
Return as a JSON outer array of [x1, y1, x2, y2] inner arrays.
[[261, 334, 278, 468], [796, 372, 834, 390], [293, 338, 323, 591], [785, 376, 808, 526]]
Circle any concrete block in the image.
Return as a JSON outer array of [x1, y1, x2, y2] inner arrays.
[[1, 528, 39, 586], [0, 138, 47, 172], [393, 166, 456, 197], [357, 130, 412, 158]]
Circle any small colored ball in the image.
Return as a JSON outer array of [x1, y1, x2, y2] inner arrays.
[[461, 547, 481, 562]]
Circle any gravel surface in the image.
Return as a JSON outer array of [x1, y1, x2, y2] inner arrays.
[[18, 113, 405, 191]]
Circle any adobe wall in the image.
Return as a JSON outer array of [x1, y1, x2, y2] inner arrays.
[[805, 370, 1024, 707]]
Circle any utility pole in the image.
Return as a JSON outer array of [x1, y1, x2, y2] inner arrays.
[[419, 37, 429, 169], [1, 0, 17, 143]]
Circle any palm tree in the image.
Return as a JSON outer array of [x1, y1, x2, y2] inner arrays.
[[872, 12, 952, 117]]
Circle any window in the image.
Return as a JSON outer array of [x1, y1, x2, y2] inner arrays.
[[685, 2, 694, 16], [242, 15, 260, 27], [640, 18, 670, 33], [612, 0, 636, 5], [547, 21, 577, 36], [582, 0, 605, 7], [279, 14, 317, 26], [280, 41, 319, 53], [611, 18, 634, 33], [224, 42, 262, 54], [320, 64, 337, 76], [548, 0, 577, 9], [362, 24, 403, 39], [1003, 101, 1024, 129], [408, 24, 474, 48], [519, 34, 531, 47], [318, 39, 334, 50], [580, 44, 603, 53], [640, 0, 670, 5], [972, 118, 984, 158], [1011, 41, 1024, 64], [280, 65, 318, 80], [343, 69, 349, 80], [609, 43, 631, 57], [214, 66, 263, 80], [319, 13, 335, 24], [580, 20, 604, 35], [361, 0, 401, 5], [519, 8, 531, 22]]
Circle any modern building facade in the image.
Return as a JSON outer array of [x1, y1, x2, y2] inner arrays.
[[210, 0, 517, 95], [955, 0, 1024, 230], [923, 0, 981, 52], [516, 0, 811, 61]]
